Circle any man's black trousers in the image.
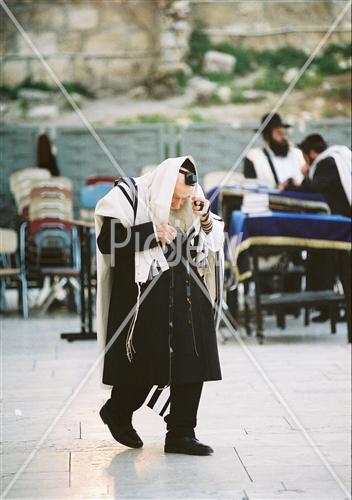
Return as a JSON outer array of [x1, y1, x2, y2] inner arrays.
[[108, 382, 203, 438]]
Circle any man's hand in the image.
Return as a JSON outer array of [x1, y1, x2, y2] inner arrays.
[[278, 181, 288, 191], [301, 162, 309, 178], [156, 223, 177, 245], [278, 178, 301, 191], [191, 196, 210, 216]]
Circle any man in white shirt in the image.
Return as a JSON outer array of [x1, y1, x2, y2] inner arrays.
[[243, 113, 305, 306], [243, 113, 304, 188]]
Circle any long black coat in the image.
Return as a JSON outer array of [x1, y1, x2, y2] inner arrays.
[[285, 156, 351, 217], [97, 217, 222, 387]]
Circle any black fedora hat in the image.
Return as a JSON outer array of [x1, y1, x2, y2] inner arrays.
[[255, 113, 291, 133]]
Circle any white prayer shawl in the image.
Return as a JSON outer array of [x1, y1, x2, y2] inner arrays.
[[309, 145, 351, 206], [246, 146, 304, 187], [94, 156, 225, 365]]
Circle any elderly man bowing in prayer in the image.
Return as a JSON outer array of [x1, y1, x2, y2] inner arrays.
[[95, 156, 224, 456]]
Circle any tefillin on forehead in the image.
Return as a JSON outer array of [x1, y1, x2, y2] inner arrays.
[[179, 158, 197, 186]]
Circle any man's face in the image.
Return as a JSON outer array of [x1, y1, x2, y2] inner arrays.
[[271, 126, 288, 143], [171, 173, 194, 210], [267, 126, 289, 157], [304, 150, 317, 165]]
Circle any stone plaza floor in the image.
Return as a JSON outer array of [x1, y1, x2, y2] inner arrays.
[[1, 311, 351, 499]]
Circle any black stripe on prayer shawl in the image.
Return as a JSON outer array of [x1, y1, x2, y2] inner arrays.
[[116, 184, 133, 208], [122, 177, 138, 225], [262, 148, 279, 185], [115, 177, 139, 225], [212, 214, 223, 222], [146, 385, 171, 417], [160, 396, 171, 416]]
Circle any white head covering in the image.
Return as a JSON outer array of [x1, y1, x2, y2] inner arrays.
[[309, 145, 351, 206]]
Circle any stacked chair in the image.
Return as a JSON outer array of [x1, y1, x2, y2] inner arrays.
[[85, 175, 116, 186], [9, 167, 80, 315], [27, 178, 74, 269], [10, 167, 52, 218], [27, 177, 79, 313]]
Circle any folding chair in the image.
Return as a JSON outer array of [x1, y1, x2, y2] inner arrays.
[[0, 228, 28, 318], [19, 177, 80, 313], [79, 183, 113, 223], [10, 168, 52, 217]]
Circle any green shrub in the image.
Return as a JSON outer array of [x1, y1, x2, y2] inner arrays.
[[186, 27, 350, 88], [18, 97, 29, 114], [315, 55, 348, 76], [253, 70, 286, 92], [204, 72, 234, 84], [12, 77, 94, 98], [19, 77, 54, 92], [137, 114, 171, 123], [231, 89, 247, 103], [62, 81, 95, 98], [322, 43, 351, 59], [187, 112, 205, 123], [0, 85, 18, 99], [297, 71, 323, 89], [208, 94, 225, 105], [256, 47, 308, 70], [186, 28, 212, 73], [176, 72, 191, 91], [213, 43, 255, 75], [118, 114, 172, 124]]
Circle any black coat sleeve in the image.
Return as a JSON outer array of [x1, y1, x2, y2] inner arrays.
[[97, 216, 159, 255], [243, 157, 257, 178], [285, 158, 336, 193]]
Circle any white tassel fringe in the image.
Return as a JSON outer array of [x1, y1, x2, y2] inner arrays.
[[126, 282, 141, 362]]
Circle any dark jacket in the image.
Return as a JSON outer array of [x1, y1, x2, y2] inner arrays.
[[97, 217, 222, 387], [285, 156, 351, 217]]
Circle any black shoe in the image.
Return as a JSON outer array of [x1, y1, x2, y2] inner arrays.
[[164, 436, 214, 456], [100, 403, 143, 449]]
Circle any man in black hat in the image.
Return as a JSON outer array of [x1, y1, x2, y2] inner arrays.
[[243, 113, 305, 188], [243, 113, 305, 304]]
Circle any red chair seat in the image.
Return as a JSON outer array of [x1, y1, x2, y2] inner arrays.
[[30, 218, 72, 236], [86, 176, 116, 185]]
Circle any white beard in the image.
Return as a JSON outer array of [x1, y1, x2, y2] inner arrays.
[[169, 200, 193, 234]]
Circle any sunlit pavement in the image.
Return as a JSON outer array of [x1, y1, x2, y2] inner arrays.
[[2, 312, 351, 499]]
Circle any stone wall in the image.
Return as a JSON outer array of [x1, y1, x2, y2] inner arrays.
[[191, 0, 351, 51], [1, 0, 174, 91], [1, 0, 351, 93]]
